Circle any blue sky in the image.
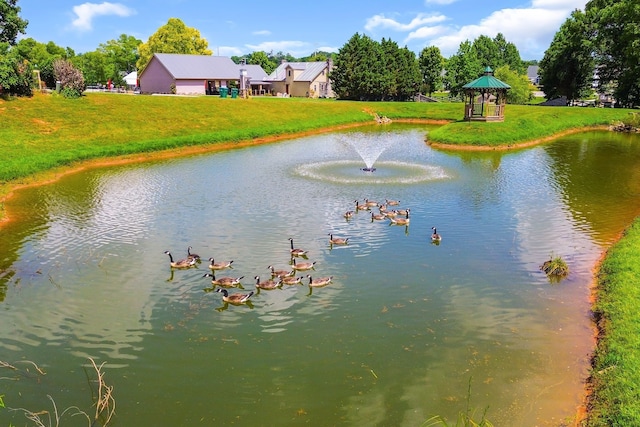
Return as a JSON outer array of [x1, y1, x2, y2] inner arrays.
[[18, 0, 588, 60]]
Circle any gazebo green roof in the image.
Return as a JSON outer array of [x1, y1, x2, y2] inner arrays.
[[463, 67, 511, 90]]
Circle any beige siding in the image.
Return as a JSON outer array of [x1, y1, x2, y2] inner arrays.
[[269, 63, 334, 98]]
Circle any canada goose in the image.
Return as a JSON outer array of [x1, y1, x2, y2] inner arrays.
[[431, 227, 442, 242], [208, 257, 234, 270], [291, 258, 316, 271], [389, 209, 410, 225], [344, 210, 354, 219], [203, 273, 244, 288], [254, 275, 282, 290], [328, 233, 349, 245], [164, 251, 196, 269], [187, 246, 201, 261], [216, 288, 253, 304], [354, 200, 369, 211], [383, 210, 398, 218], [378, 203, 388, 213], [385, 199, 400, 206], [395, 208, 409, 216], [364, 199, 378, 207], [307, 275, 333, 287], [268, 265, 293, 278], [371, 211, 386, 221], [281, 276, 303, 285], [288, 238, 308, 257]]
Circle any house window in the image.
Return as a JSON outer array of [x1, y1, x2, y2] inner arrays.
[[288, 70, 291, 77]]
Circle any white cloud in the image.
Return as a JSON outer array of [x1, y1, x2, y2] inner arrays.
[[397, 0, 588, 58], [71, 2, 135, 31], [252, 30, 271, 36], [427, 7, 570, 57], [365, 13, 447, 32]]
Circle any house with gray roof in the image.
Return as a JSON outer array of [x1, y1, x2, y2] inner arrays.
[[527, 65, 540, 86], [139, 53, 268, 95], [266, 60, 334, 98]]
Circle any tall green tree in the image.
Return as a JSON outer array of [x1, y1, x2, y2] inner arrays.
[[331, 33, 421, 101], [331, 33, 382, 100], [445, 40, 482, 97], [246, 50, 276, 74], [539, 9, 595, 102], [493, 33, 524, 74], [379, 38, 398, 99], [137, 18, 211, 72], [76, 50, 107, 86], [395, 46, 420, 101], [0, 0, 28, 45], [472, 35, 498, 69], [587, 0, 640, 108], [100, 34, 141, 73], [418, 46, 444, 96], [0, 0, 31, 95]]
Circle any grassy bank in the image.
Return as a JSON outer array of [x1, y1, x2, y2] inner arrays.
[[587, 218, 640, 426], [427, 105, 631, 146], [2, 94, 632, 189]]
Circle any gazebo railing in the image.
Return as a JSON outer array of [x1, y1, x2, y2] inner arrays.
[[465, 103, 505, 120]]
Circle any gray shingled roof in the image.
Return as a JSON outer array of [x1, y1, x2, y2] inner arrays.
[[152, 53, 244, 80], [267, 61, 327, 82]]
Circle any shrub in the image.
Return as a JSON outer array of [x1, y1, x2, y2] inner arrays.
[[0, 53, 33, 96], [53, 58, 85, 98]]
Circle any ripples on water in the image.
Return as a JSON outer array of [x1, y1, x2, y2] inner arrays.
[[1, 127, 639, 426]]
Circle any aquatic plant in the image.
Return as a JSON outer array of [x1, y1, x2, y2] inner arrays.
[[540, 253, 569, 281]]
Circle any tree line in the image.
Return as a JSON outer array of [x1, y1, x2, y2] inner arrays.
[[539, 0, 639, 108], [1, 0, 638, 106]]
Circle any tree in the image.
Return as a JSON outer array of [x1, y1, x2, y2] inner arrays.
[[539, 9, 594, 102], [418, 46, 444, 96], [493, 33, 524, 74], [246, 50, 276, 74], [395, 46, 421, 101], [587, 0, 640, 107], [136, 18, 211, 72], [445, 41, 482, 98], [494, 65, 532, 104], [0, 48, 32, 95], [0, 0, 28, 45], [100, 34, 141, 74], [76, 50, 107, 86], [472, 35, 499, 69]]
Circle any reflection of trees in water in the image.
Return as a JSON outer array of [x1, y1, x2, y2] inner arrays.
[[544, 131, 640, 243]]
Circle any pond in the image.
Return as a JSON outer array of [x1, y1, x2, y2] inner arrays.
[[1, 124, 639, 426]]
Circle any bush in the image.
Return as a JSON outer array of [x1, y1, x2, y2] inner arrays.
[[53, 58, 85, 98], [0, 52, 33, 96]]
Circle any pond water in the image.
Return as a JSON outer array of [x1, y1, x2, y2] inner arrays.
[[1, 124, 639, 426]]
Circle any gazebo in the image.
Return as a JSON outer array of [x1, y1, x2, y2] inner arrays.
[[462, 67, 510, 122]]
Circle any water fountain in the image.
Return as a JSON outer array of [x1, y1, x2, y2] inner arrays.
[[294, 130, 451, 184], [339, 131, 399, 172]]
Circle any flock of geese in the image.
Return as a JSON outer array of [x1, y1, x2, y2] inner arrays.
[[163, 198, 442, 307], [345, 198, 442, 242]]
